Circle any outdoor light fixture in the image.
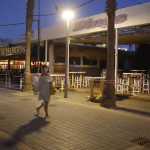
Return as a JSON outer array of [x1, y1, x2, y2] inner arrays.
[[62, 10, 74, 20], [62, 10, 74, 98]]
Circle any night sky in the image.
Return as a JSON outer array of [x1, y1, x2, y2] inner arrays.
[[0, 0, 150, 39]]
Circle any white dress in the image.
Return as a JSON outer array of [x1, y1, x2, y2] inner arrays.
[[38, 74, 52, 102]]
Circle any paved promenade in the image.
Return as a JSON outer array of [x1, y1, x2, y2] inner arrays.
[[0, 88, 150, 150]]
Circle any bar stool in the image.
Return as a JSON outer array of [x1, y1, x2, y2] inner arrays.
[[5, 75, 11, 88], [122, 78, 129, 93], [82, 76, 90, 87], [73, 76, 81, 88], [20, 77, 24, 90], [54, 76, 61, 87], [142, 78, 150, 94], [132, 78, 141, 94], [116, 78, 123, 93], [60, 79, 64, 91]]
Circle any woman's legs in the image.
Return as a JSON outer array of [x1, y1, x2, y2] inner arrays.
[[44, 101, 49, 117], [36, 101, 44, 114]]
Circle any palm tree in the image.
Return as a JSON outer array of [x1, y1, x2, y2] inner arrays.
[[23, 0, 34, 92], [100, 0, 117, 108]]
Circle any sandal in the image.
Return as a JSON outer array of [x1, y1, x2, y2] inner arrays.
[[45, 114, 49, 118]]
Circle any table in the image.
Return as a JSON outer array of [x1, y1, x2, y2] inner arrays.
[[84, 77, 105, 100], [50, 74, 65, 77], [123, 73, 143, 94], [69, 72, 86, 87], [50, 74, 65, 90]]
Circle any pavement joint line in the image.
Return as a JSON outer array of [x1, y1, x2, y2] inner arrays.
[[0, 130, 33, 150]]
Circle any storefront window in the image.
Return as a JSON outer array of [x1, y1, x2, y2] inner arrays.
[[83, 57, 97, 66], [99, 60, 107, 68], [70, 57, 80, 65], [0, 60, 8, 69], [55, 56, 65, 64]]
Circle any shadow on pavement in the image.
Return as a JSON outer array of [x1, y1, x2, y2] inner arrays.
[[89, 96, 150, 117], [88, 94, 131, 103], [115, 94, 131, 101], [2, 116, 49, 148], [114, 106, 150, 117]]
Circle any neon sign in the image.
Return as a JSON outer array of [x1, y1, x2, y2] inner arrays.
[[73, 14, 127, 31], [0, 46, 25, 56]]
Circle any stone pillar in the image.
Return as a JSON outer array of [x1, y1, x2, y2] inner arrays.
[[48, 41, 54, 74]]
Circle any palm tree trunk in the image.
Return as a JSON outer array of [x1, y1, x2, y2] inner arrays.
[[100, 0, 117, 108], [23, 0, 34, 92]]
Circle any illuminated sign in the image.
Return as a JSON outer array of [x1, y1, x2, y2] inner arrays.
[[0, 46, 25, 56], [73, 14, 127, 31]]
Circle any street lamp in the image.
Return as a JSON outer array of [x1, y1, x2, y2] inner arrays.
[[62, 10, 74, 98], [37, 0, 40, 73]]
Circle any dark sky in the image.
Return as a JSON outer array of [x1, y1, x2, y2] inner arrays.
[[0, 0, 150, 39]]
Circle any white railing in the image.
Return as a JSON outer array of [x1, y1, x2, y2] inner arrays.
[[0, 72, 149, 95]]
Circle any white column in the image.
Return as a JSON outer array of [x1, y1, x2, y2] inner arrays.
[[115, 28, 118, 86], [48, 42, 54, 74], [80, 56, 83, 67], [45, 40, 48, 65], [64, 19, 70, 98]]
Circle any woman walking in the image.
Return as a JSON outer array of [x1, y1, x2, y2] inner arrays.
[[36, 65, 52, 117]]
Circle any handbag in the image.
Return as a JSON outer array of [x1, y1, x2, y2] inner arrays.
[[50, 82, 56, 95]]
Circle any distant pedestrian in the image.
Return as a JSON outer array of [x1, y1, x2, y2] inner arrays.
[[36, 65, 52, 117]]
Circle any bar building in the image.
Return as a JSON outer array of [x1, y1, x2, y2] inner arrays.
[[32, 2, 150, 75], [0, 2, 150, 75]]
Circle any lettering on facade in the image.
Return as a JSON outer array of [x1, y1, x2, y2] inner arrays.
[[0, 46, 25, 56], [73, 14, 127, 31]]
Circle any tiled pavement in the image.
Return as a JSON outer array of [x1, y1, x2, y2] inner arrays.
[[0, 88, 150, 150]]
